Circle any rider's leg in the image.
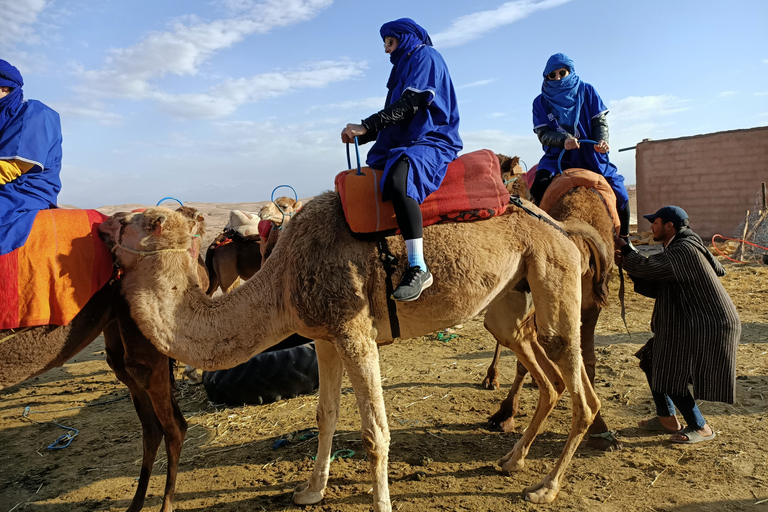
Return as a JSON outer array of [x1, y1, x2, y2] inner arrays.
[[529, 168, 554, 206]]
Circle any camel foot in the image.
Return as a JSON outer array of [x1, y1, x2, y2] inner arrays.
[[293, 480, 325, 505], [497, 451, 524, 474], [488, 411, 515, 432], [523, 475, 559, 504], [587, 431, 622, 451], [481, 376, 499, 390], [182, 366, 203, 385]]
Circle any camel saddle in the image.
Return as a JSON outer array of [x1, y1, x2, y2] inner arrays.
[[335, 149, 509, 235], [0, 208, 113, 329], [539, 168, 621, 234], [225, 210, 262, 239]]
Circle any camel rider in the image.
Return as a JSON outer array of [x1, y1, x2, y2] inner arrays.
[[530, 53, 631, 243], [0, 58, 63, 256], [342, 18, 462, 301]]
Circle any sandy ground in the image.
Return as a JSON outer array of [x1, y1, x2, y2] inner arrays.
[[1, 200, 767, 512]]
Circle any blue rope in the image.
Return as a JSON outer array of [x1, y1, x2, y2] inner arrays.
[[23, 406, 80, 450], [156, 197, 184, 207], [557, 138, 598, 174], [269, 185, 299, 228], [345, 136, 363, 176]]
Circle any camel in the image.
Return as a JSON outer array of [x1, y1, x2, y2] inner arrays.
[[204, 196, 302, 295], [481, 164, 620, 450], [99, 190, 604, 509], [0, 205, 208, 512]]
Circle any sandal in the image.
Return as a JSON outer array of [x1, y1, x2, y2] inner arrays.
[[637, 416, 681, 432], [669, 426, 716, 444]]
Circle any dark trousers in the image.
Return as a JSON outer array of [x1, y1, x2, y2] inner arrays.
[[383, 157, 422, 240]]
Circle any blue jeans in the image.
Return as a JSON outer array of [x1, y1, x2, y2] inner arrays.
[[651, 388, 706, 430]]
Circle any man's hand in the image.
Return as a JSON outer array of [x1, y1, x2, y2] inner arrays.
[[614, 250, 624, 266], [564, 137, 580, 150], [341, 123, 367, 143], [595, 140, 609, 153]]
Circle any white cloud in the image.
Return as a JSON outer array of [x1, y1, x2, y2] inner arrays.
[[607, 95, 689, 122], [0, 0, 49, 50], [307, 96, 385, 113], [717, 91, 739, 98], [458, 79, 497, 89], [488, 112, 507, 118], [52, 102, 124, 126], [432, 0, 573, 48], [77, 0, 334, 97], [754, 91, 768, 97]]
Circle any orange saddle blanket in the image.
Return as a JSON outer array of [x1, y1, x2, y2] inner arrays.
[[539, 168, 621, 234], [0, 209, 114, 329], [335, 149, 509, 234]]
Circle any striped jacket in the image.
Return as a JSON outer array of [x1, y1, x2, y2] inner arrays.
[[623, 230, 741, 403]]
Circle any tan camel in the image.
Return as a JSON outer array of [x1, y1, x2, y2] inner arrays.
[[481, 166, 619, 450], [204, 196, 302, 295], [0, 205, 208, 512], [99, 191, 602, 509]]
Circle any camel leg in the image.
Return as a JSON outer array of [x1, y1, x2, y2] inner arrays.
[[580, 305, 621, 451], [481, 342, 503, 390], [335, 335, 391, 512], [116, 301, 187, 512], [488, 359, 529, 432], [103, 322, 164, 512], [294, 339, 344, 505]]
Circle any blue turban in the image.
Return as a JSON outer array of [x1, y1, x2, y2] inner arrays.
[[380, 18, 433, 91], [0, 59, 24, 134], [540, 53, 584, 131]]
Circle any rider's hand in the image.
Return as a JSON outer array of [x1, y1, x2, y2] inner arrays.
[[341, 123, 367, 143], [564, 137, 580, 150], [595, 140, 609, 153]]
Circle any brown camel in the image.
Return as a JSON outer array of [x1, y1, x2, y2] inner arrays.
[[481, 167, 619, 450], [99, 190, 603, 508], [0, 205, 208, 512], [203, 196, 301, 295]]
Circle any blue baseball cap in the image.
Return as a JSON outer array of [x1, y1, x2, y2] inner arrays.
[[643, 205, 689, 229]]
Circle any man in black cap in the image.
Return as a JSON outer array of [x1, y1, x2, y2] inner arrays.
[[614, 205, 741, 444]]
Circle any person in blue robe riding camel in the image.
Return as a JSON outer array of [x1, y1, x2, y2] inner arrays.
[[0, 58, 63, 256], [342, 18, 462, 302], [530, 53, 631, 244]]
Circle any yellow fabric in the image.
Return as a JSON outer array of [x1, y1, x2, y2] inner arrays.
[[0, 159, 35, 185]]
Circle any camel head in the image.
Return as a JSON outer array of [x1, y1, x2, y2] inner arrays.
[[259, 196, 303, 228], [175, 205, 206, 260], [99, 207, 197, 271]]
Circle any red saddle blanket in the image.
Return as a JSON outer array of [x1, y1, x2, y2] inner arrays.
[[335, 149, 508, 234], [0, 208, 114, 329]]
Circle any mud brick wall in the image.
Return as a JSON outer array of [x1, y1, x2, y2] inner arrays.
[[635, 126, 768, 239]]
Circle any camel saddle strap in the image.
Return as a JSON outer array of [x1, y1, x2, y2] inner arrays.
[[376, 237, 400, 340], [539, 169, 621, 235]]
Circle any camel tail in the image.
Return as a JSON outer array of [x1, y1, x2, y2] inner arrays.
[[561, 219, 612, 308]]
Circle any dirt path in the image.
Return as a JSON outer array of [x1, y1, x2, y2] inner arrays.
[[1, 263, 766, 512]]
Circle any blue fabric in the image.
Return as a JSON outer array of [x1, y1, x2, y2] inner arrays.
[[367, 19, 462, 204], [651, 389, 706, 430], [0, 59, 25, 134], [540, 53, 582, 131], [0, 99, 63, 255], [533, 77, 628, 209]]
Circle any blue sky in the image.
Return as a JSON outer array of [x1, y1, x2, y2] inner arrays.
[[4, 0, 767, 208]]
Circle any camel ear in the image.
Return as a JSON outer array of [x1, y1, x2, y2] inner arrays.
[[150, 214, 167, 236], [196, 214, 204, 223], [187, 219, 196, 232], [294, 200, 303, 210]]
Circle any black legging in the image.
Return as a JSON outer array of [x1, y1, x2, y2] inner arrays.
[[383, 157, 422, 240]]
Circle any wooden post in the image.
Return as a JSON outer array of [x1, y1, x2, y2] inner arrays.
[[733, 210, 750, 261], [762, 182, 767, 212]]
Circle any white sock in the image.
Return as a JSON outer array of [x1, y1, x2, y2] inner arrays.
[[405, 238, 427, 272]]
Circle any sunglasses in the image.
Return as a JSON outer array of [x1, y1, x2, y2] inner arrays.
[[546, 69, 569, 80]]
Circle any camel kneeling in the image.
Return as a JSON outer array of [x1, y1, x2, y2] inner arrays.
[[99, 191, 600, 509]]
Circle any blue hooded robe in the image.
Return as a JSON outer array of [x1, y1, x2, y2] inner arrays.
[[0, 59, 63, 255], [532, 53, 627, 208], [366, 18, 462, 204]]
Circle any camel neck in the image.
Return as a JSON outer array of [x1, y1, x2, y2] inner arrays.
[[121, 251, 292, 370]]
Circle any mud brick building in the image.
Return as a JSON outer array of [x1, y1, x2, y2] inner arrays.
[[635, 126, 768, 240]]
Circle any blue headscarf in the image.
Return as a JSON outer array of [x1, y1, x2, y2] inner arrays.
[[0, 59, 24, 134], [380, 18, 433, 92], [540, 53, 583, 131]]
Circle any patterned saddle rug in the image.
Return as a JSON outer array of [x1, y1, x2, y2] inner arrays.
[[0, 208, 113, 329], [335, 149, 509, 234], [539, 168, 621, 234]]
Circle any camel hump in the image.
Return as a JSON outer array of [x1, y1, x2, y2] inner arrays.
[[539, 169, 620, 234], [225, 210, 261, 238]]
